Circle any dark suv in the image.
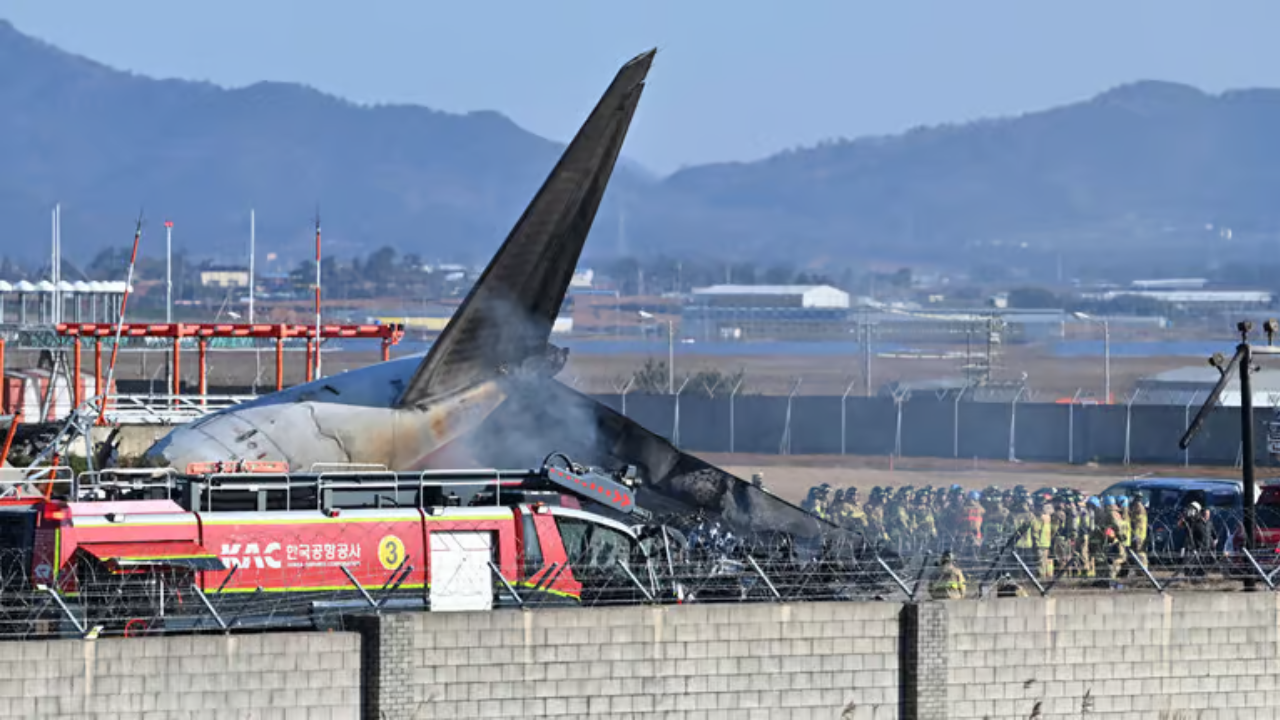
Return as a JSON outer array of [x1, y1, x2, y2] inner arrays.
[[1100, 478, 1244, 556]]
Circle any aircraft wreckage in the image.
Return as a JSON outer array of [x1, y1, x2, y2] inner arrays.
[[139, 49, 860, 562]]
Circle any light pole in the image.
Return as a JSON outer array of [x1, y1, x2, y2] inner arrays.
[[639, 310, 675, 394], [1073, 312, 1110, 403], [164, 220, 174, 323], [667, 318, 674, 394]]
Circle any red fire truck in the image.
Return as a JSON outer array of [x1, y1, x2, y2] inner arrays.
[[0, 456, 655, 635]]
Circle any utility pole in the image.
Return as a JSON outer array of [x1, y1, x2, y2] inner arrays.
[[667, 319, 674, 394], [1103, 319, 1111, 404], [1180, 319, 1280, 592], [51, 203, 62, 326], [164, 220, 174, 323], [862, 319, 873, 396], [314, 214, 322, 379], [1072, 312, 1110, 403], [249, 209, 256, 324], [1239, 322, 1257, 577]]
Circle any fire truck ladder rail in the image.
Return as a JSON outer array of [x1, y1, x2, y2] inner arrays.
[[78, 468, 180, 500]]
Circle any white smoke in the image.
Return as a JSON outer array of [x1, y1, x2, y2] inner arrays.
[[447, 291, 604, 471]]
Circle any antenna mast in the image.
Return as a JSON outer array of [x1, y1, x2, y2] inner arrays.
[[249, 209, 256, 324]]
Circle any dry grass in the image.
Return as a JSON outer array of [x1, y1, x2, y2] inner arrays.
[[710, 452, 1255, 505], [12, 345, 1204, 400]]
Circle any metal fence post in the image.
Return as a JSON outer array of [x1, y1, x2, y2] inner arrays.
[[841, 379, 856, 456], [672, 378, 690, 446], [893, 390, 908, 458], [779, 378, 802, 455], [953, 385, 969, 458], [1008, 386, 1027, 462], [729, 379, 743, 453], [1124, 388, 1143, 466], [1067, 388, 1082, 464], [615, 376, 635, 417]]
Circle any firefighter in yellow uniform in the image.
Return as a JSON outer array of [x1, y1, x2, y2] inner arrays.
[[812, 484, 831, 521], [1103, 496, 1127, 579], [839, 487, 867, 533], [1011, 496, 1036, 561], [981, 488, 1009, 550], [1129, 494, 1148, 568], [929, 550, 966, 600], [830, 488, 847, 520], [865, 488, 888, 543], [885, 487, 914, 552], [1075, 495, 1095, 578], [1032, 498, 1054, 579], [913, 488, 937, 548]]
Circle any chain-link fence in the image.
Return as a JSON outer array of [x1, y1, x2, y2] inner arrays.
[[589, 389, 1275, 466]]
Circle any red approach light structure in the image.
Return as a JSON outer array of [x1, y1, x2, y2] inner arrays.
[[55, 322, 406, 422]]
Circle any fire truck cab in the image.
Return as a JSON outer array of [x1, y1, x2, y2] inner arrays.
[[0, 456, 655, 635]]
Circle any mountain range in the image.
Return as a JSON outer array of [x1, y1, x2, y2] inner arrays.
[[3, 19, 1280, 277]]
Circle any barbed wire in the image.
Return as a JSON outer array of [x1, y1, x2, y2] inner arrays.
[[2, 508, 1279, 641]]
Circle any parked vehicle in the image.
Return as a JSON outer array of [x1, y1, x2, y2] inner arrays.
[[1100, 477, 1249, 556], [0, 456, 653, 635]]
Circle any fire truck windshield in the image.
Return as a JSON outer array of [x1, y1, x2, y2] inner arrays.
[[550, 508, 648, 603]]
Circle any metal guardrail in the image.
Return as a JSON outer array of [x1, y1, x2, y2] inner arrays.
[[0, 466, 76, 499]]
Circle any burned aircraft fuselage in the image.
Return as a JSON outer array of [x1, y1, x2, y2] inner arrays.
[[148, 355, 507, 471]]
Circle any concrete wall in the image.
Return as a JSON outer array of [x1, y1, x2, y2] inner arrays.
[[360, 603, 902, 720], [946, 593, 1280, 720], [9, 595, 1280, 719], [0, 631, 361, 719]]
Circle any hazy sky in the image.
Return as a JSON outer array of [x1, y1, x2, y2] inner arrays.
[[4, 1, 1279, 174]]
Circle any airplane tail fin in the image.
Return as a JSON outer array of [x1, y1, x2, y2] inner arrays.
[[396, 49, 655, 408]]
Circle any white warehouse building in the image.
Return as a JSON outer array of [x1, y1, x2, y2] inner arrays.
[[683, 284, 851, 340], [690, 284, 850, 309]]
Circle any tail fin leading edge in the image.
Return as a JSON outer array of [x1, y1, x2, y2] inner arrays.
[[397, 49, 655, 408]]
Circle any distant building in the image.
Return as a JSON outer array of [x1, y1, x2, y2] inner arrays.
[[1082, 278, 1271, 307], [1130, 278, 1209, 290], [683, 284, 850, 340], [856, 308, 1166, 344], [199, 267, 250, 288], [691, 284, 850, 309], [1083, 289, 1272, 306], [1135, 366, 1280, 407]]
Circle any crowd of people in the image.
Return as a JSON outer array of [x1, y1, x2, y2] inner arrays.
[[798, 483, 1220, 585]]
